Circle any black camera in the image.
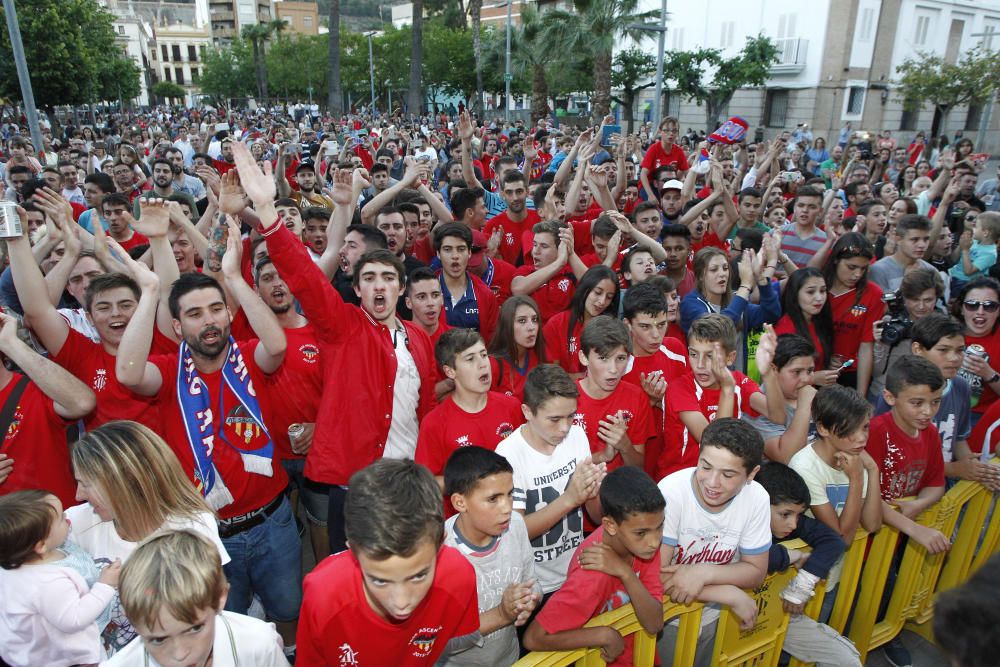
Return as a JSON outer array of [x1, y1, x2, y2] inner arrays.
[[881, 291, 912, 345]]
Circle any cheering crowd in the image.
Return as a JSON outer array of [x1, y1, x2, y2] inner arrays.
[[0, 105, 999, 667]]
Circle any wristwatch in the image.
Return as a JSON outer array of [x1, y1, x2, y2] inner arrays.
[[988, 371, 1000, 384]]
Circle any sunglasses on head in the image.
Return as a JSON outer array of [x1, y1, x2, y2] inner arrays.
[[963, 300, 1000, 313]]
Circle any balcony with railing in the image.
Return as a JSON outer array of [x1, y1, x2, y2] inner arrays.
[[770, 37, 808, 74]]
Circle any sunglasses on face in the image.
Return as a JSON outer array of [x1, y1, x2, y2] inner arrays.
[[963, 300, 1000, 313]]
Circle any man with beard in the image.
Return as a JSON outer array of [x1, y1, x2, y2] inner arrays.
[[8, 198, 179, 432], [232, 141, 436, 557], [485, 171, 539, 266], [115, 216, 301, 656], [165, 146, 207, 201], [249, 256, 328, 562], [133, 159, 196, 219], [276, 145, 334, 210], [112, 160, 146, 205]]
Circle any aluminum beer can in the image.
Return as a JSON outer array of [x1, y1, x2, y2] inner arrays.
[[961, 345, 989, 407], [288, 423, 305, 444], [0, 201, 23, 238]]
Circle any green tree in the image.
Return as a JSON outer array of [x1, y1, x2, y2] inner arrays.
[[611, 48, 656, 132], [267, 35, 328, 102], [664, 34, 780, 132], [242, 23, 275, 103], [327, 0, 343, 115], [0, 0, 135, 111], [151, 80, 186, 104], [484, 6, 556, 121], [199, 42, 256, 104], [95, 53, 142, 107], [424, 19, 476, 103], [894, 46, 1000, 137], [543, 0, 660, 121]]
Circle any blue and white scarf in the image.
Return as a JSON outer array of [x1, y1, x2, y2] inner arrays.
[[177, 337, 274, 510]]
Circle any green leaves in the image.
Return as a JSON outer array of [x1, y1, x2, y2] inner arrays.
[[894, 47, 1000, 114]]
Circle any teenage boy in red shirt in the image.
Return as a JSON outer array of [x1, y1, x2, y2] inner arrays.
[[297, 459, 480, 666], [512, 221, 587, 323], [658, 315, 784, 480], [574, 316, 656, 472], [639, 116, 689, 202], [486, 171, 540, 266], [231, 142, 436, 555], [416, 328, 523, 490]]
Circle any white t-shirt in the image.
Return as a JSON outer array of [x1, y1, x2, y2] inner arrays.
[[495, 424, 591, 594], [658, 468, 771, 566], [100, 611, 288, 667], [788, 444, 868, 587], [384, 327, 421, 460]]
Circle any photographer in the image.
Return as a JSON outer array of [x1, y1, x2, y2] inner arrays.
[[869, 268, 944, 401]]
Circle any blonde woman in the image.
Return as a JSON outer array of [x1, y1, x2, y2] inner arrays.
[[66, 420, 228, 654]]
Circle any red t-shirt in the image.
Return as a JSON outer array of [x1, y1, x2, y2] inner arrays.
[[640, 142, 690, 173], [773, 316, 828, 370], [666, 322, 687, 346], [866, 411, 945, 501], [0, 375, 77, 508], [150, 340, 288, 520], [966, 332, 1000, 414], [830, 282, 884, 363], [969, 397, 1000, 458], [574, 379, 656, 473], [483, 257, 516, 306], [52, 328, 161, 432], [690, 230, 727, 256], [513, 264, 576, 323], [414, 392, 524, 475], [296, 546, 479, 666], [543, 311, 584, 375], [622, 339, 689, 479], [485, 210, 541, 266], [659, 370, 760, 480], [535, 526, 662, 667], [116, 230, 149, 252], [490, 352, 541, 400], [260, 324, 323, 460]]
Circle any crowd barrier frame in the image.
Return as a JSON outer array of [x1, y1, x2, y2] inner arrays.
[[513, 473, 1000, 666]]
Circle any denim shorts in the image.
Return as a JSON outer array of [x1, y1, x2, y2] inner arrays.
[[282, 458, 330, 526], [222, 496, 302, 622]]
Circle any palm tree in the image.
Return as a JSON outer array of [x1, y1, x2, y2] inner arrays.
[[408, 0, 424, 115], [498, 6, 558, 123], [242, 23, 273, 104], [327, 0, 343, 115], [544, 0, 660, 121]]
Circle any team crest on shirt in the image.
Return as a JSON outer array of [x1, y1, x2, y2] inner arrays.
[[557, 278, 571, 292], [456, 435, 471, 447], [6, 406, 23, 440], [496, 421, 515, 438], [618, 410, 634, 424], [338, 643, 360, 665], [850, 304, 868, 318], [93, 368, 108, 392], [505, 232, 515, 246], [299, 343, 320, 363], [573, 413, 587, 430], [409, 626, 442, 657]]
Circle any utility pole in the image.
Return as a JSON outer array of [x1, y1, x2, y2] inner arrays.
[[629, 2, 668, 128], [3, 0, 45, 157], [971, 29, 997, 152], [366, 31, 377, 116], [504, 0, 513, 122]]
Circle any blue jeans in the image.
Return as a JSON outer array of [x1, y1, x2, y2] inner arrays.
[[222, 496, 302, 622], [281, 458, 330, 526]]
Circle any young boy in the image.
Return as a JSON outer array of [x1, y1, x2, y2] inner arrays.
[[876, 313, 987, 486], [949, 211, 999, 289], [657, 315, 784, 480], [656, 418, 772, 666], [495, 364, 607, 596], [523, 466, 665, 666], [441, 447, 541, 666], [755, 463, 862, 667], [416, 328, 524, 489], [574, 315, 656, 471], [106, 530, 289, 666], [868, 354, 951, 667], [868, 214, 935, 293], [743, 334, 818, 464], [511, 221, 586, 323], [296, 459, 480, 665], [789, 385, 882, 622]]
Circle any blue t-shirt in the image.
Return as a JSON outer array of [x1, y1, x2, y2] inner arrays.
[[440, 274, 480, 331]]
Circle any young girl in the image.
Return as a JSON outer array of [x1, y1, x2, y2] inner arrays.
[[680, 245, 780, 373], [0, 490, 121, 667], [743, 333, 817, 464], [489, 295, 547, 399], [775, 267, 835, 378], [543, 265, 618, 376], [823, 233, 885, 397]]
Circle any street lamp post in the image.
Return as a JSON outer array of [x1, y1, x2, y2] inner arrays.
[[366, 31, 377, 116], [971, 30, 997, 152], [505, 0, 513, 122], [2, 0, 45, 158], [629, 1, 668, 127]]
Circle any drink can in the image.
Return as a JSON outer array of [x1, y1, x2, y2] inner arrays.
[[0, 201, 23, 238], [288, 423, 305, 443], [961, 345, 989, 407], [966, 344, 989, 363]]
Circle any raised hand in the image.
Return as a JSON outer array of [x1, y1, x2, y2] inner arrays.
[[219, 169, 247, 216], [135, 198, 172, 238], [755, 324, 778, 371], [457, 110, 475, 143], [232, 140, 276, 207], [330, 169, 354, 208], [31, 187, 72, 230], [220, 216, 243, 280]]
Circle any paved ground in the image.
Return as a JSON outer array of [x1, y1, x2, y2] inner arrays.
[[864, 629, 948, 666]]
